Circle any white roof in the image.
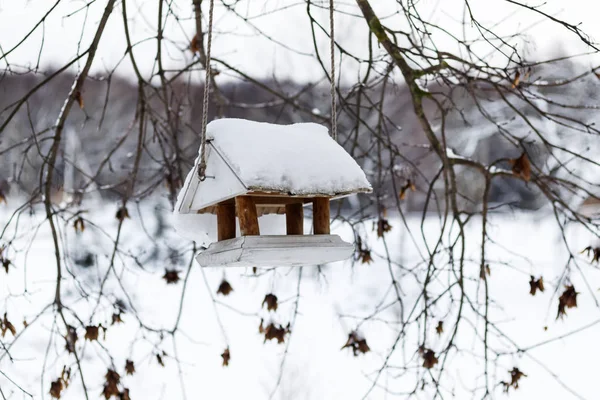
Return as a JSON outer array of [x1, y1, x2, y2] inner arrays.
[[175, 118, 371, 213]]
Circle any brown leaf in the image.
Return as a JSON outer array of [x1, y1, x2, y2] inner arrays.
[[581, 246, 600, 263], [105, 369, 120, 386], [0, 189, 6, 204], [125, 360, 135, 375], [341, 331, 370, 356], [262, 321, 290, 344], [73, 217, 85, 233], [262, 294, 278, 312], [376, 218, 392, 238], [162, 269, 180, 284], [102, 382, 119, 400], [502, 367, 527, 392], [74, 91, 84, 109], [50, 379, 64, 399], [111, 312, 123, 325], [511, 70, 521, 89], [217, 280, 233, 296], [509, 152, 531, 181], [1, 313, 16, 337], [399, 179, 416, 200], [557, 284, 578, 319], [84, 325, 100, 341], [480, 264, 490, 280], [190, 34, 200, 54], [355, 237, 373, 264], [221, 347, 230, 367], [435, 321, 443, 336], [115, 207, 130, 222], [119, 389, 131, 400], [65, 325, 78, 353], [156, 351, 167, 367], [1, 258, 9, 274], [529, 276, 544, 296], [422, 349, 438, 369]]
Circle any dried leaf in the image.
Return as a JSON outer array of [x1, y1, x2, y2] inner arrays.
[[50, 379, 64, 399], [435, 321, 444, 336], [480, 264, 490, 280], [190, 34, 200, 54], [162, 269, 180, 284], [221, 347, 230, 367], [262, 294, 278, 312], [111, 312, 123, 325], [84, 325, 100, 341], [125, 360, 135, 375], [156, 351, 167, 367], [2, 258, 9, 274], [557, 284, 578, 319], [65, 325, 78, 353], [581, 246, 600, 263], [399, 179, 416, 200], [341, 331, 370, 356], [511, 70, 521, 89], [217, 280, 233, 296], [376, 218, 392, 238], [74, 91, 84, 109], [262, 321, 290, 344], [0, 189, 6, 204], [502, 367, 527, 392], [1, 313, 16, 337], [60, 366, 71, 387], [529, 276, 544, 296], [509, 152, 531, 181], [73, 217, 85, 233], [119, 389, 131, 400], [115, 207, 130, 222], [422, 349, 438, 369]]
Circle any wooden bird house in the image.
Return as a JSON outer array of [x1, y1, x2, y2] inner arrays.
[[174, 118, 372, 267]]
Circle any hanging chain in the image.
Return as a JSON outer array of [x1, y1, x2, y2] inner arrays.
[[198, 0, 215, 181], [329, 0, 337, 141]]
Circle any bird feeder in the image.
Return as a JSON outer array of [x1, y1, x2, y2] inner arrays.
[[174, 118, 372, 267]]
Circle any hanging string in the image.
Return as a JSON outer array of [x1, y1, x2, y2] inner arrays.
[[329, 0, 337, 141], [198, 0, 215, 181]]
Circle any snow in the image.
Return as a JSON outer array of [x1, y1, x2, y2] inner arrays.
[[204, 118, 371, 196], [2, 201, 600, 399]]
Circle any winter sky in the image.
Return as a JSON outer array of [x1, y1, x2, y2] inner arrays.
[[1, 0, 600, 83]]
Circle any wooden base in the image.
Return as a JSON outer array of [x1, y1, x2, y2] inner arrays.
[[196, 235, 354, 268]]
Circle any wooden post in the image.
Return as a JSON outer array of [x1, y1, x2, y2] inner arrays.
[[236, 196, 260, 236], [285, 203, 304, 235], [216, 203, 236, 241], [312, 198, 330, 234]]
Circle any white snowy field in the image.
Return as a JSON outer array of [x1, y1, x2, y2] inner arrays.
[[1, 200, 599, 399]]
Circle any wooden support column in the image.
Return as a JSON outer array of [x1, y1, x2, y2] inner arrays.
[[312, 198, 330, 234], [216, 203, 236, 241], [285, 203, 304, 235], [236, 196, 260, 236]]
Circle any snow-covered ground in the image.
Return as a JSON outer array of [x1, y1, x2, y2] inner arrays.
[[1, 200, 599, 399]]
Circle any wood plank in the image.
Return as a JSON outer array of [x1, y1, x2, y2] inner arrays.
[[216, 203, 236, 241], [236, 196, 260, 236], [196, 235, 354, 268], [313, 198, 330, 234], [285, 203, 304, 235]]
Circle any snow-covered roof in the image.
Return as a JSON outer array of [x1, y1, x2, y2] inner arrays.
[[175, 118, 372, 214]]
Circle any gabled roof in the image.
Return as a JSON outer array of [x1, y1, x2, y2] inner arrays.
[[175, 118, 372, 214]]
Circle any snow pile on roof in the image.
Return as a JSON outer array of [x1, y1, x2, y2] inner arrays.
[[205, 118, 371, 195]]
